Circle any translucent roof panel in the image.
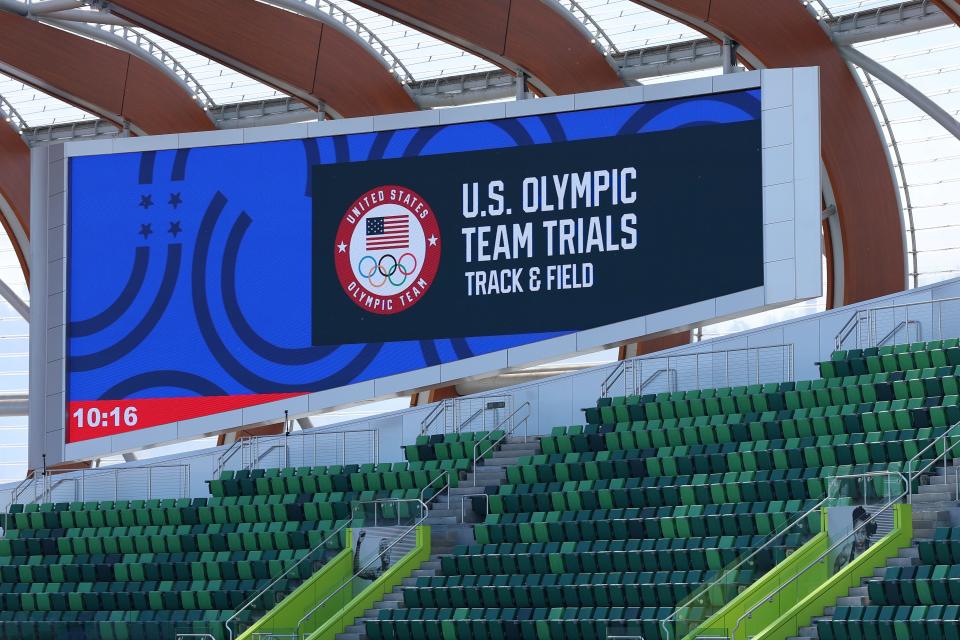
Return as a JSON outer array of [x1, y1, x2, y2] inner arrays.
[[852, 25, 960, 287], [312, 1, 497, 81], [0, 223, 29, 485], [0, 72, 96, 128], [128, 29, 284, 106], [575, 0, 706, 52], [805, 0, 914, 19]]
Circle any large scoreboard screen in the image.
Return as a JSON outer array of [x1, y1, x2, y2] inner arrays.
[[57, 71, 820, 447]]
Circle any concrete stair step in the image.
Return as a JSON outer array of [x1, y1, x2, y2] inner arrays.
[[496, 442, 539, 451], [848, 586, 868, 597], [918, 483, 958, 495], [886, 556, 917, 567], [912, 501, 958, 511], [448, 486, 486, 495], [912, 509, 952, 520], [911, 491, 957, 503], [837, 596, 866, 606]]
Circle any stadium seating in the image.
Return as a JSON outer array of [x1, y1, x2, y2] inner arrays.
[[0, 431, 495, 639], [368, 343, 959, 640], [819, 527, 960, 640]]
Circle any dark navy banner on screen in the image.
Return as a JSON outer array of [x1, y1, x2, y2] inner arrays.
[[312, 120, 762, 344], [66, 88, 763, 442]]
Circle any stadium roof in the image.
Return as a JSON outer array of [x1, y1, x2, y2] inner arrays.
[[0, 0, 958, 480]]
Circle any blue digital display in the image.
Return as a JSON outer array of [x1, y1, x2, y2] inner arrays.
[[66, 88, 762, 441]]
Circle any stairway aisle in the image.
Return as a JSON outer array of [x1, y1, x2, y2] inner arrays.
[[788, 459, 960, 640], [336, 435, 542, 639], [427, 436, 541, 525]]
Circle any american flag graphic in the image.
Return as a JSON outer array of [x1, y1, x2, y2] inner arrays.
[[366, 215, 409, 250]]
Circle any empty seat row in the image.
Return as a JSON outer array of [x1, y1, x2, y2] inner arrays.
[[819, 604, 960, 640], [209, 467, 450, 497], [552, 401, 960, 453], [867, 564, 960, 605]]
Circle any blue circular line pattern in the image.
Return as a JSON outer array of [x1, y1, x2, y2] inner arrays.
[[192, 192, 383, 393], [70, 243, 183, 372], [100, 370, 227, 400], [69, 246, 150, 338]]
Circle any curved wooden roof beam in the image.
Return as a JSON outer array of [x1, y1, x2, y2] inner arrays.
[[0, 12, 212, 135], [933, 1, 960, 26], [351, 0, 623, 95], [105, 0, 417, 117], [635, 0, 906, 305]]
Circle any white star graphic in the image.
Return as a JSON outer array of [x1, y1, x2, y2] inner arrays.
[[337, 241, 347, 253], [428, 234, 438, 247]]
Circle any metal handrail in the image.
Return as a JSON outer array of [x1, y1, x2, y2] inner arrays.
[[663, 469, 907, 640], [639, 368, 676, 394], [458, 406, 487, 433], [420, 400, 450, 436], [730, 486, 908, 640], [294, 480, 448, 638], [472, 402, 532, 485], [602, 344, 795, 398], [601, 360, 629, 398], [10, 463, 190, 506], [828, 470, 909, 505], [225, 519, 351, 640], [660, 495, 831, 640], [419, 471, 450, 509], [352, 497, 429, 527], [835, 311, 865, 350], [9, 469, 40, 506], [906, 420, 960, 502], [217, 428, 379, 474], [833, 295, 960, 350], [877, 319, 922, 346], [459, 492, 489, 524], [214, 436, 247, 479]]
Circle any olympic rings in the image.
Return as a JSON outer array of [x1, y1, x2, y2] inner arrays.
[[358, 256, 377, 279], [367, 267, 387, 288], [356, 250, 420, 289], [398, 252, 417, 276], [377, 254, 398, 277]]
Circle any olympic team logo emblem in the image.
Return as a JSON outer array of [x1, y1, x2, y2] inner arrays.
[[334, 185, 441, 315]]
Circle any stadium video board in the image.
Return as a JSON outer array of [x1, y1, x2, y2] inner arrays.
[[40, 69, 821, 453]]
